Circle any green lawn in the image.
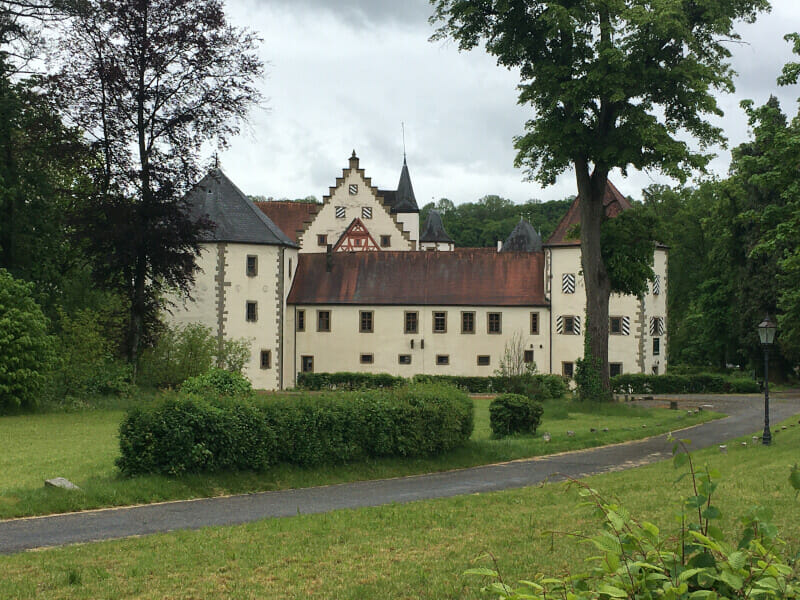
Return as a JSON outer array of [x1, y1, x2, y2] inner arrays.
[[0, 397, 717, 519], [0, 415, 797, 599]]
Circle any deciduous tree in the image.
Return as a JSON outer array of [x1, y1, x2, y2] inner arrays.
[[431, 0, 769, 392]]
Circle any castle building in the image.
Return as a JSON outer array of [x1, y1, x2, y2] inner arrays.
[[168, 152, 668, 389]]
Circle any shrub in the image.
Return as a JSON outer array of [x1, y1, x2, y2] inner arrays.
[[466, 440, 800, 599], [412, 374, 568, 400], [296, 371, 405, 390], [611, 373, 760, 395], [489, 393, 543, 437], [181, 368, 253, 399], [137, 323, 252, 388], [117, 383, 474, 474], [0, 269, 56, 412]]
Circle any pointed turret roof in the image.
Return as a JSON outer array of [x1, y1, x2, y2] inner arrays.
[[387, 158, 420, 213], [501, 218, 542, 252], [419, 209, 454, 243], [186, 168, 297, 247]]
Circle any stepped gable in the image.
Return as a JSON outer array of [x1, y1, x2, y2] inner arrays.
[[255, 200, 319, 243], [419, 210, 454, 243], [186, 169, 297, 246], [287, 250, 547, 306], [378, 157, 420, 213], [546, 180, 632, 247], [501, 218, 542, 252]]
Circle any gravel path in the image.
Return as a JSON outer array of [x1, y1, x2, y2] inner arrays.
[[1, 393, 798, 555]]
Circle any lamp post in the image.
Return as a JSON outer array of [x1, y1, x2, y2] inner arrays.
[[757, 316, 777, 446]]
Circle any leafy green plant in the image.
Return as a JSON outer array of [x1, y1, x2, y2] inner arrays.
[[180, 368, 252, 399], [0, 269, 56, 412], [465, 438, 799, 599], [489, 393, 543, 437], [575, 327, 612, 402]]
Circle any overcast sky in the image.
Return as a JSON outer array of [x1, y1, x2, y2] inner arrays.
[[219, 0, 800, 206]]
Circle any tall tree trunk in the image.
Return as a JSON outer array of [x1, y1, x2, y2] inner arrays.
[[575, 161, 611, 394]]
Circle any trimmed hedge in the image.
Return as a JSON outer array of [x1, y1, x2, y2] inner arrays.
[[296, 371, 405, 390], [611, 373, 761, 395], [412, 374, 568, 400], [489, 393, 544, 437], [117, 383, 474, 475], [181, 368, 252, 398]]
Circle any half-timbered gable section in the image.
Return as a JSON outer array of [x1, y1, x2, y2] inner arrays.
[[296, 151, 413, 253], [333, 218, 381, 252]]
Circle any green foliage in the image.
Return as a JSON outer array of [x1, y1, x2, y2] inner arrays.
[[419, 196, 572, 248], [495, 331, 537, 377], [466, 440, 799, 599], [611, 374, 760, 395], [51, 306, 132, 399], [489, 393, 543, 437], [411, 374, 567, 400], [137, 323, 252, 389], [575, 328, 612, 402], [0, 269, 56, 412], [295, 371, 405, 391], [117, 384, 474, 475], [601, 207, 657, 297], [180, 368, 252, 399]]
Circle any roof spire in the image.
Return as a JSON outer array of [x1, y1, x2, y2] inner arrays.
[[401, 121, 407, 164], [213, 152, 219, 169]]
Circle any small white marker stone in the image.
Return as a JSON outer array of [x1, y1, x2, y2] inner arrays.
[[543, 432, 551, 442], [44, 477, 80, 491], [719, 445, 727, 454]]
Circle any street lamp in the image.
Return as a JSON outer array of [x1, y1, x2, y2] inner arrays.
[[757, 316, 777, 446]]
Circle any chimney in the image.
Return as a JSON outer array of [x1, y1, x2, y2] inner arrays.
[[497, 240, 503, 252], [326, 244, 333, 272]]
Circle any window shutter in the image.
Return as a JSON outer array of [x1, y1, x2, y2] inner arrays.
[[562, 273, 576, 294], [335, 206, 346, 218], [556, 315, 564, 334], [653, 274, 661, 295], [621, 316, 630, 336], [361, 206, 372, 219], [574, 315, 581, 335]]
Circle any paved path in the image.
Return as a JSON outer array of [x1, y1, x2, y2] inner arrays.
[[1, 394, 798, 555]]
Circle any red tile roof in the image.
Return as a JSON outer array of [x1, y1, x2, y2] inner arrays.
[[287, 250, 547, 306], [254, 201, 320, 243], [546, 181, 632, 246]]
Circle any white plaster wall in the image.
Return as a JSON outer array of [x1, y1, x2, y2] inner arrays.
[[420, 241, 455, 251], [299, 167, 411, 253], [167, 245, 218, 330], [289, 304, 550, 383], [395, 212, 419, 248], [640, 248, 669, 374]]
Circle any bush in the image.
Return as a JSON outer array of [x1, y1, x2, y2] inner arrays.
[[181, 368, 253, 398], [137, 323, 252, 388], [296, 371, 405, 390], [0, 269, 56, 412], [413, 374, 568, 400], [611, 373, 760, 394], [117, 383, 474, 475], [489, 393, 544, 437]]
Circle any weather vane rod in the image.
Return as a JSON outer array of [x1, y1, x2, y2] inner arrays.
[[401, 121, 406, 162]]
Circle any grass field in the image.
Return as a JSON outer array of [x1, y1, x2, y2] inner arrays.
[[0, 415, 797, 599], [0, 397, 717, 519]]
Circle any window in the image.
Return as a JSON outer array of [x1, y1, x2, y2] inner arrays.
[[359, 310, 374, 333], [246, 301, 257, 322], [530, 312, 540, 335], [558, 315, 581, 335], [289, 258, 292, 277], [610, 362, 622, 378], [317, 310, 331, 332], [650, 316, 665, 336], [610, 317, 622, 335], [260, 350, 271, 369], [348, 184, 358, 195], [362, 206, 372, 219], [404, 311, 418, 334], [524, 350, 534, 364], [360, 353, 374, 364], [297, 310, 305, 331], [653, 337, 660, 356], [301, 356, 314, 373], [335, 206, 346, 218], [562, 273, 576, 294], [398, 354, 412, 365], [246, 255, 257, 277], [433, 311, 447, 333], [477, 355, 490, 366], [461, 311, 475, 334], [562, 361, 574, 378], [652, 274, 661, 295], [487, 312, 502, 334], [317, 234, 327, 246], [380, 235, 391, 247], [436, 354, 450, 366]]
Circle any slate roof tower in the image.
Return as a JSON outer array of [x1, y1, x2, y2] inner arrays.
[[501, 219, 543, 253]]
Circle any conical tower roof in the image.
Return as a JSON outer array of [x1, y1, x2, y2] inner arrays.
[[419, 209, 454, 243], [185, 168, 297, 246], [501, 218, 542, 252], [392, 157, 420, 213]]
